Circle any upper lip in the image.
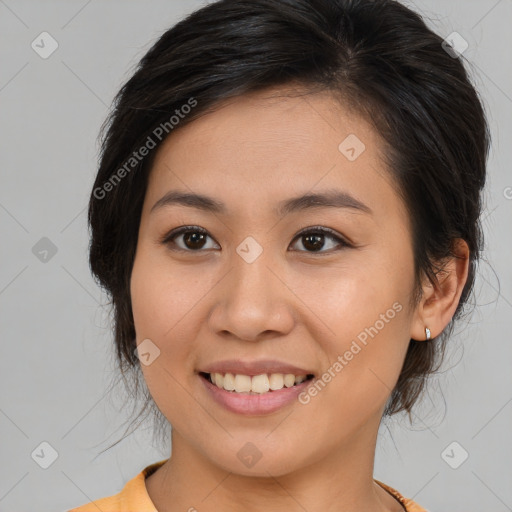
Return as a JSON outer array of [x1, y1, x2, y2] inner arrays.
[[199, 359, 315, 377]]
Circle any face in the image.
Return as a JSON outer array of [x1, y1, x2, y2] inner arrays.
[[130, 86, 418, 477]]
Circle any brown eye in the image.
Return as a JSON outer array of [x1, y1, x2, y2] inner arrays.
[[161, 225, 350, 254], [181, 231, 208, 250], [161, 226, 218, 251], [290, 227, 350, 254]]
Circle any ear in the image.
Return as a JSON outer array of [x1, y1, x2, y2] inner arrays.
[[410, 239, 470, 341]]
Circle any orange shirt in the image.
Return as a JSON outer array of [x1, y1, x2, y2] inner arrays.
[[68, 459, 427, 512]]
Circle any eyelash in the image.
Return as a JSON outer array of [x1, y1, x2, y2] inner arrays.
[[159, 225, 352, 254]]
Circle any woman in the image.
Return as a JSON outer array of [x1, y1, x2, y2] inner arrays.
[[69, 0, 490, 510]]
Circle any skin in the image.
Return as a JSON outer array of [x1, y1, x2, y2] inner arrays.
[[130, 85, 469, 512]]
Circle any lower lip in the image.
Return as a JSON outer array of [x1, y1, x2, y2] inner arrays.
[[199, 374, 314, 415]]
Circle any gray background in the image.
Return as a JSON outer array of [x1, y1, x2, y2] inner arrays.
[[1, 1, 511, 511]]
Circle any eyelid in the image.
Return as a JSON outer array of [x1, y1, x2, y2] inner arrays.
[[160, 225, 352, 252], [159, 225, 217, 249], [293, 225, 352, 249]]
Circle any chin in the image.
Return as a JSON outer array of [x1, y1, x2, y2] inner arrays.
[[202, 436, 315, 478]]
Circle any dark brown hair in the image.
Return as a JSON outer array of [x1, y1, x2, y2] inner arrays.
[[88, 0, 490, 452]]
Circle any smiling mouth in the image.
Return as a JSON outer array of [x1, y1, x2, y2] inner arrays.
[[199, 371, 315, 395]]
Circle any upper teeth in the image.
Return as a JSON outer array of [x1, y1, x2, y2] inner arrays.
[[208, 373, 308, 394]]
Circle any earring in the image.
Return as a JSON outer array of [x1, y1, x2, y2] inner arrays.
[[425, 327, 431, 340]]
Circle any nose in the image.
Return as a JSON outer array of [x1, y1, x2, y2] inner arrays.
[[207, 242, 295, 342]]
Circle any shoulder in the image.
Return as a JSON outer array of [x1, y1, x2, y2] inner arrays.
[[66, 459, 168, 512], [67, 492, 123, 512], [375, 479, 429, 512]]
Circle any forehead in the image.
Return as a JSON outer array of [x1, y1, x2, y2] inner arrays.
[[144, 86, 405, 226], [154, 87, 379, 168]]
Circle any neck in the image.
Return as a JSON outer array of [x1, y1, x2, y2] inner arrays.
[[145, 420, 403, 512]]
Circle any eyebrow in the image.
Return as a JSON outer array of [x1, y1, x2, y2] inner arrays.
[[150, 189, 372, 216]]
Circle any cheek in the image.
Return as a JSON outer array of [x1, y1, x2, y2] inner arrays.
[[129, 249, 197, 397], [130, 245, 207, 342], [301, 299, 410, 426], [130, 251, 202, 425], [302, 246, 414, 398]]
